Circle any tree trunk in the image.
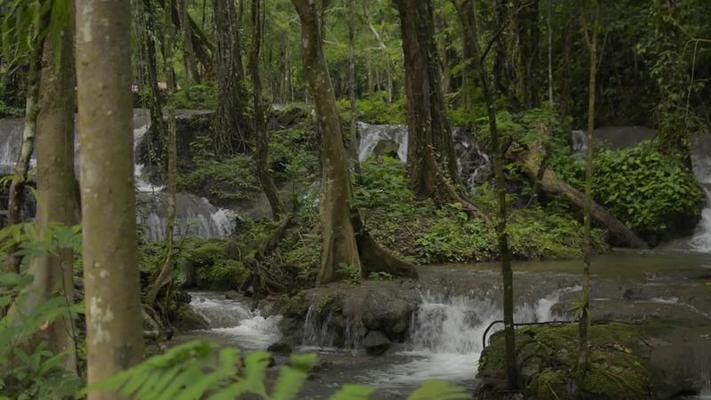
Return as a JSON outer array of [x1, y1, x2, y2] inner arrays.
[[76, 0, 145, 396], [468, 0, 518, 388], [516, 0, 540, 108], [579, 2, 598, 372], [213, 0, 248, 154], [15, 6, 78, 374], [291, 0, 417, 285], [347, 0, 360, 171], [395, 0, 458, 193], [5, 47, 41, 273], [178, 0, 200, 84], [452, 0, 477, 114], [250, 0, 284, 219], [516, 141, 648, 249]]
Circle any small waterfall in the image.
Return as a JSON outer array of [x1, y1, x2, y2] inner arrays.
[[189, 292, 281, 349], [571, 129, 587, 153], [300, 304, 364, 350], [371, 287, 578, 385], [357, 122, 491, 187], [0, 110, 237, 241], [690, 133, 711, 252], [357, 122, 408, 163], [131, 110, 237, 242]]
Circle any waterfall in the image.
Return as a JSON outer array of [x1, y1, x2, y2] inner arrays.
[[357, 122, 491, 187], [357, 122, 408, 163], [0, 110, 237, 241], [690, 133, 711, 252], [371, 287, 578, 385], [189, 292, 282, 349]]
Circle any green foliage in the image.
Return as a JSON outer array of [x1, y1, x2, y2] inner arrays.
[[338, 92, 406, 125], [172, 238, 249, 290], [0, 223, 83, 400], [592, 142, 704, 239], [480, 323, 651, 400], [87, 340, 466, 400], [173, 84, 218, 109], [177, 154, 261, 205]]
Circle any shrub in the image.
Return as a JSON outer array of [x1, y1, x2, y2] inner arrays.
[[592, 142, 704, 241], [177, 155, 261, 206], [172, 84, 218, 109]]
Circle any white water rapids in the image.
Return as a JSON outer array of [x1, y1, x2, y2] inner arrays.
[[690, 133, 711, 253], [188, 286, 579, 387]]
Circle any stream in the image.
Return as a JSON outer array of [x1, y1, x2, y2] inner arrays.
[[178, 250, 711, 399]]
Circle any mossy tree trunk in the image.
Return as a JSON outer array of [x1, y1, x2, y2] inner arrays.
[[213, 0, 248, 154], [5, 30, 43, 273], [17, 5, 78, 374], [250, 0, 284, 220], [76, 0, 145, 396], [465, 0, 518, 388], [178, 0, 200, 84], [516, 0, 540, 108], [291, 0, 417, 285]]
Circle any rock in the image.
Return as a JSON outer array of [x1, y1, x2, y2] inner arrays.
[[363, 330, 391, 356], [268, 342, 293, 355], [171, 304, 209, 332]]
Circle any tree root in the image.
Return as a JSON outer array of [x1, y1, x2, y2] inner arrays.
[[351, 210, 418, 279]]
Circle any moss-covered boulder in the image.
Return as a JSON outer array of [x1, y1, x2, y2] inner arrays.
[[477, 322, 653, 399]]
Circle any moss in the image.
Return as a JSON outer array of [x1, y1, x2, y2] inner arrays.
[[479, 323, 652, 400]]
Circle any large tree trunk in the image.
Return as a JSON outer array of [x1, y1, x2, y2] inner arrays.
[[76, 0, 145, 397], [213, 0, 248, 154], [517, 143, 648, 249], [291, 0, 417, 285], [14, 6, 78, 374], [292, 0, 360, 285], [250, 0, 284, 220], [516, 0, 540, 108], [5, 36, 43, 273], [178, 0, 200, 84], [394, 0, 458, 195], [467, 0, 518, 388]]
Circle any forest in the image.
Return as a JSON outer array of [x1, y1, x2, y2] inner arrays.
[[0, 0, 710, 399]]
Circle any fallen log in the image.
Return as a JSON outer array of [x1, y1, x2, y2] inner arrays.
[[517, 145, 648, 249]]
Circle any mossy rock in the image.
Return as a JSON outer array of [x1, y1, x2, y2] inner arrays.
[[478, 322, 652, 399]]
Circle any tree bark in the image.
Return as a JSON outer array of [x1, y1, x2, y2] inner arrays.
[[516, 142, 649, 249], [5, 43, 41, 273], [213, 0, 248, 154], [178, 0, 200, 84], [14, 5, 78, 375], [291, 0, 417, 285], [468, 0, 518, 388], [516, 0, 540, 108], [76, 0, 145, 396], [347, 0, 360, 171], [579, 2, 598, 373], [395, 0, 458, 195], [250, 0, 284, 220]]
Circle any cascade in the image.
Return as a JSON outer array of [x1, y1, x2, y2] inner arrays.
[[189, 292, 281, 349], [356, 122, 491, 187], [376, 287, 577, 384], [690, 133, 711, 252], [0, 110, 237, 241]]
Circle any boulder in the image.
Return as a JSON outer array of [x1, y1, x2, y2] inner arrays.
[[363, 330, 391, 356]]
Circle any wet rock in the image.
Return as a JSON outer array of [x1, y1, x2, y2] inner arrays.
[[171, 304, 209, 332], [363, 331, 391, 356], [268, 342, 293, 355]]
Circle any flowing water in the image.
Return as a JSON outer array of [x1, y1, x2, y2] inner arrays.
[[0, 110, 236, 241], [356, 123, 491, 187], [690, 133, 711, 252]]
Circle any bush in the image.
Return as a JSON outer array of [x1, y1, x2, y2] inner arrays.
[[177, 155, 261, 206], [172, 84, 218, 109], [592, 142, 704, 241], [338, 91, 406, 125]]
